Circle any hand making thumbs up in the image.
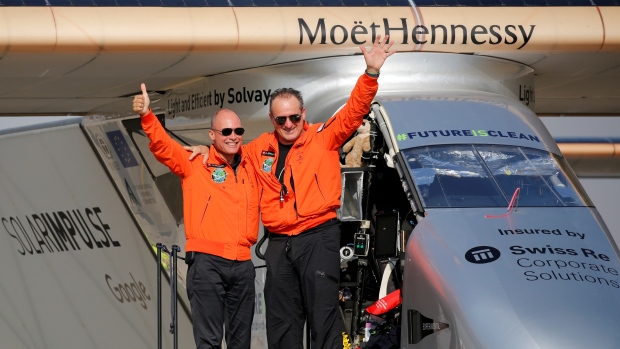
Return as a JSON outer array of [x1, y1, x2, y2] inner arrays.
[[132, 83, 150, 117]]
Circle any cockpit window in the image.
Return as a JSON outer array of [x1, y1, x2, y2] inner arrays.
[[402, 145, 591, 208]]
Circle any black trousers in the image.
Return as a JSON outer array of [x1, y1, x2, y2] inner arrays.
[[264, 220, 344, 349], [186, 253, 255, 349]]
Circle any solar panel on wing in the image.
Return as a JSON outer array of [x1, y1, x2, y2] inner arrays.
[[5, 0, 618, 6]]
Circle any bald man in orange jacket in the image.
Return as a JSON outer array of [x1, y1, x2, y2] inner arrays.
[[134, 85, 259, 349]]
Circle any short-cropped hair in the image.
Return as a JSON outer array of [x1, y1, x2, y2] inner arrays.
[[269, 88, 304, 113]]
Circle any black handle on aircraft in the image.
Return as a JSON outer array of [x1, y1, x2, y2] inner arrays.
[[255, 227, 270, 260], [156, 243, 163, 349], [170, 245, 180, 349], [155, 243, 183, 349]]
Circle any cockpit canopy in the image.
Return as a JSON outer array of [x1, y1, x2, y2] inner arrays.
[[403, 145, 592, 209]]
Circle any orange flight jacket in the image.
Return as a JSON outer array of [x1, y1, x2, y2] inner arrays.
[[142, 112, 259, 261], [244, 73, 378, 235]]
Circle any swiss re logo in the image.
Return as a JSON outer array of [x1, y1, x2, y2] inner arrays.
[[465, 246, 501, 264]]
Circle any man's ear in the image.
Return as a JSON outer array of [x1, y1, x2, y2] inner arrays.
[[301, 108, 307, 121], [208, 130, 216, 141]]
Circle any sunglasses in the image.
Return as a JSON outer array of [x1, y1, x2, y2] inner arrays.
[[210, 127, 245, 136], [272, 114, 302, 125]]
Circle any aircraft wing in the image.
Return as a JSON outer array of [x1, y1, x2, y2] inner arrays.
[[0, 6, 618, 116]]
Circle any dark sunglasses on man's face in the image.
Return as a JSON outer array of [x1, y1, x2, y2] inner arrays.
[[211, 127, 245, 136], [273, 114, 302, 125]]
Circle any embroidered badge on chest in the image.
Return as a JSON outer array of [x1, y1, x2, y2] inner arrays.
[[262, 158, 274, 173], [212, 168, 227, 183]]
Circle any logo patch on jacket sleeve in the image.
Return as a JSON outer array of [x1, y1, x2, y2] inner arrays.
[[261, 150, 275, 157], [212, 168, 227, 183], [262, 158, 274, 173]]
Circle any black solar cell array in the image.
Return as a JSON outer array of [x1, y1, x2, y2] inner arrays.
[[0, 0, 617, 6]]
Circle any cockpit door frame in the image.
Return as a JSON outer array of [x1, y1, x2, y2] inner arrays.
[[370, 102, 425, 216]]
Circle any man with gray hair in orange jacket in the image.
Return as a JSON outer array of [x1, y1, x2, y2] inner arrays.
[[134, 86, 259, 349], [187, 35, 395, 349]]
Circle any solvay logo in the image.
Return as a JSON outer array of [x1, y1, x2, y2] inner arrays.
[[465, 246, 501, 264]]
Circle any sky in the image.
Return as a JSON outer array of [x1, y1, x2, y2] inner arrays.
[[0, 116, 83, 136], [540, 116, 620, 139], [0, 116, 75, 129]]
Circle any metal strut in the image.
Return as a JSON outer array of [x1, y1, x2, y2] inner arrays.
[[156, 243, 183, 349]]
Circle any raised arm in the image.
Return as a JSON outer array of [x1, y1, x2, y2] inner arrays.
[[134, 84, 193, 177], [320, 35, 396, 150], [360, 34, 396, 75]]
